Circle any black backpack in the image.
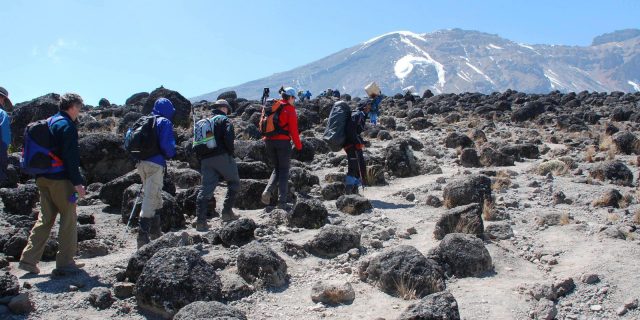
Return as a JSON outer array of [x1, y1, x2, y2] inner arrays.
[[124, 115, 160, 160]]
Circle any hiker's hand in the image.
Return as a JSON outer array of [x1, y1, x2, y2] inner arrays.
[[75, 185, 86, 198]]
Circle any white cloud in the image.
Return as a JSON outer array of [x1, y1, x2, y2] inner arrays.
[[47, 38, 83, 62]]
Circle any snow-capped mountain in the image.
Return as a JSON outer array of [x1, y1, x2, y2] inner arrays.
[[193, 28, 640, 101]]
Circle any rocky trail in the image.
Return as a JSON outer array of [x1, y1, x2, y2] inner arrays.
[[1, 88, 640, 319]]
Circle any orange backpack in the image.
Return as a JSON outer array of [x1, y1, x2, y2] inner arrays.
[[259, 101, 289, 137]]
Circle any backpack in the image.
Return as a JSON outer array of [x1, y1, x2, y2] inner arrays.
[[193, 115, 225, 157], [124, 115, 160, 160], [259, 101, 289, 137], [20, 115, 67, 175], [322, 101, 351, 151]]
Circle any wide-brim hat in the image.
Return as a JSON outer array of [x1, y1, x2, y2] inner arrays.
[[0, 87, 11, 106], [213, 99, 231, 109]]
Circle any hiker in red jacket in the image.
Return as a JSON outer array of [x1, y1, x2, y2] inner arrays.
[[260, 87, 302, 209]]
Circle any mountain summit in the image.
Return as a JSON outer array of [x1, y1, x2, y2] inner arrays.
[[193, 28, 640, 101]]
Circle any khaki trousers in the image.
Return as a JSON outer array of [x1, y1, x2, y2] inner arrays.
[[20, 177, 77, 267], [137, 161, 164, 218]]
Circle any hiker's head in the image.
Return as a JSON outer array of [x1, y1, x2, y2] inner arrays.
[[281, 87, 297, 104], [358, 99, 372, 114], [152, 98, 176, 120], [213, 99, 231, 115], [0, 87, 10, 109], [60, 93, 84, 120]]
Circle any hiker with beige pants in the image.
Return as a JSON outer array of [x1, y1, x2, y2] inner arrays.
[[19, 93, 87, 275]]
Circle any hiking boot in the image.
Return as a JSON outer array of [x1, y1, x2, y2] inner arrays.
[[137, 217, 152, 249], [18, 262, 40, 274], [261, 192, 271, 205], [221, 208, 239, 222], [52, 261, 85, 276], [150, 215, 162, 240]]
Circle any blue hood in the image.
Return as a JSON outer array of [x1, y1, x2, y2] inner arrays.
[[152, 98, 175, 120]]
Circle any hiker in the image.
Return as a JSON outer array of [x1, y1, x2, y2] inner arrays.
[[344, 99, 371, 194], [302, 90, 312, 101], [332, 89, 341, 98], [19, 93, 86, 274], [135, 98, 176, 248], [0, 87, 11, 185], [369, 92, 382, 126], [260, 87, 302, 209], [194, 99, 240, 230]]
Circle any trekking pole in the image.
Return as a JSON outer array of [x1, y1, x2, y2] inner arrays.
[[355, 149, 366, 192], [123, 184, 144, 236]]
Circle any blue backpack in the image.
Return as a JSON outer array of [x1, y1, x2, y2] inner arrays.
[[21, 115, 67, 175]]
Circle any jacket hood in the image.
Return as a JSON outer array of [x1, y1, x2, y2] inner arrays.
[[152, 98, 176, 120]]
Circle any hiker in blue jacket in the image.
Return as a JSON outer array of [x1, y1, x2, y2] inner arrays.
[[0, 87, 11, 185], [136, 98, 176, 248], [369, 94, 382, 126], [344, 99, 371, 194]]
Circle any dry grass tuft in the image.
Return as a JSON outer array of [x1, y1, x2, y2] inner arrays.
[[536, 160, 569, 176], [492, 177, 512, 192], [393, 277, 418, 300], [607, 213, 621, 223], [620, 193, 634, 209], [482, 197, 497, 221], [633, 210, 640, 225], [559, 213, 571, 225], [585, 146, 596, 163]]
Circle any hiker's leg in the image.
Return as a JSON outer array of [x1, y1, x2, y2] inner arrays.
[[196, 157, 218, 222], [52, 180, 78, 267], [20, 178, 57, 266], [275, 140, 292, 205]]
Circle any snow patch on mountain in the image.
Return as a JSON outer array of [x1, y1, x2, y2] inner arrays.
[[399, 36, 446, 88], [466, 62, 495, 85], [629, 80, 640, 92], [488, 43, 503, 50]]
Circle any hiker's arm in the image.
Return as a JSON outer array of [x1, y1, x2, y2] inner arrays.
[[224, 119, 235, 156], [61, 125, 84, 186], [0, 112, 11, 148], [289, 108, 302, 151], [158, 119, 176, 159]]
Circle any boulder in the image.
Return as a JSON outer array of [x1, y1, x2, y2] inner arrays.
[[359, 245, 445, 298], [611, 131, 640, 154], [79, 133, 135, 183], [484, 223, 514, 240], [235, 140, 267, 163], [409, 118, 433, 130], [499, 144, 540, 160], [2, 229, 28, 259], [175, 186, 216, 218], [167, 168, 201, 189], [99, 171, 141, 207], [589, 161, 634, 186], [237, 242, 288, 288], [305, 225, 360, 258], [321, 182, 345, 201], [136, 247, 222, 318], [125, 232, 198, 282], [479, 147, 514, 167], [292, 139, 315, 162], [0, 272, 19, 297], [0, 184, 39, 215], [511, 101, 545, 122], [125, 92, 149, 106], [235, 179, 268, 210], [77, 225, 97, 242], [442, 175, 492, 209], [142, 87, 192, 127], [289, 167, 320, 193], [336, 195, 373, 215], [218, 271, 255, 302], [286, 199, 328, 229], [433, 203, 484, 240], [8, 293, 33, 314], [88, 287, 113, 310], [77, 239, 110, 258], [431, 233, 493, 277], [121, 184, 184, 231], [10, 93, 60, 146], [219, 218, 256, 247], [444, 133, 474, 149], [398, 291, 461, 320], [384, 140, 421, 177], [173, 301, 247, 320], [237, 161, 271, 179], [311, 281, 356, 305], [459, 148, 481, 168]]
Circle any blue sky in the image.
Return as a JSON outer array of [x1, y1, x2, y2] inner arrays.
[[1, 0, 638, 105]]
